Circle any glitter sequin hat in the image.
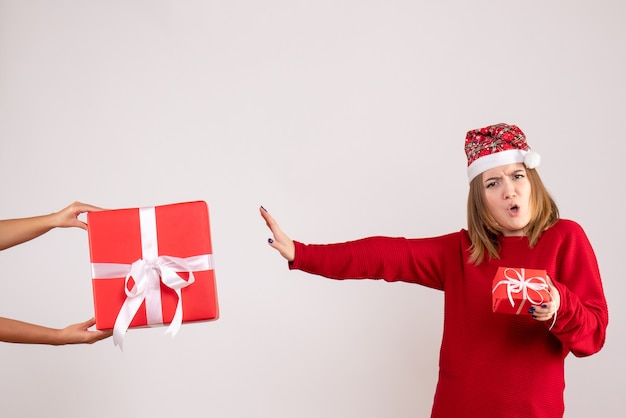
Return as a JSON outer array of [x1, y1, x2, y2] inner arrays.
[[464, 123, 541, 182]]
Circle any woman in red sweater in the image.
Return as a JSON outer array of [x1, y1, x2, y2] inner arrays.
[[260, 123, 608, 418]]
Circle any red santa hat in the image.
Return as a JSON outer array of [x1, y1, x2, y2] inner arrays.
[[465, 123, 541, 182]]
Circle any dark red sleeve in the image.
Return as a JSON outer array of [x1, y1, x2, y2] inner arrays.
[[549, 221, 609, 357], [288, 233, 465, 291]]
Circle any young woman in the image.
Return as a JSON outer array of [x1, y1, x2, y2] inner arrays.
[[260, 123, 608, 418], [0, 201, 112, 345]]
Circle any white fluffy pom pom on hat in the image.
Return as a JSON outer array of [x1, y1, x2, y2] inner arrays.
[[464, 123, 541, 182]]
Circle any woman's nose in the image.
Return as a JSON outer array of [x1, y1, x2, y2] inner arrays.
[[503, 180, 516, 199]]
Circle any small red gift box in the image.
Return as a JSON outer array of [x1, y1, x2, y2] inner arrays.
[[87, 201, 218, 347], [492, 267, 550, 315]]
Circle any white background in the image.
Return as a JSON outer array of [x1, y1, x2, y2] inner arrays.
[[1, 1, 624, 417]]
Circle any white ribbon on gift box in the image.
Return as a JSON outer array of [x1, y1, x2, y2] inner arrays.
[[492, 267, 549, 315], [91, 206, 214, 349]]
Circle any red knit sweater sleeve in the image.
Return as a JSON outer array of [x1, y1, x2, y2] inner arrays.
[[288, 233, 464, 290], [548, 220, 608, 357]]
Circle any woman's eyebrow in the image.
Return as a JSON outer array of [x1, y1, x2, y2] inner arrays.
[[483, 175, 501, 184]]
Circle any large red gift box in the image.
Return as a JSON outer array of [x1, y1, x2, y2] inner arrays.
[[492, 267, 551, 315], [87, 201, 218, 346]]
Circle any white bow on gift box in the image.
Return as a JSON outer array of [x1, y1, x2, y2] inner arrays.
[[493, 267, 549, 314], [90, 206, 213, 350]]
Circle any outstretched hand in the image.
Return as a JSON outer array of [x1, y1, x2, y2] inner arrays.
[[0, 201, 106, 251], [53, 201, 105, 230], [58, 318, 112, 345], [260, 206, 295, 262], [0, 316, 112, 345]]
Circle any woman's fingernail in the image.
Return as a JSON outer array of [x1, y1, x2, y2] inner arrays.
[[268, 238, 274, 244], [529, 306, 536, 313], [532, 315, 537, 319], [542, 304, 547, 308], [261, 206, 268, 212]]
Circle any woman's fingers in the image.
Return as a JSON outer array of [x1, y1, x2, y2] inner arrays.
[[260, 206, 280, 235], [530, 275, 560, 324], [260, 206, 295, 261], [529, 302, 555, 321]]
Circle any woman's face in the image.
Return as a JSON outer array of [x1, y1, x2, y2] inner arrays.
[[481, 162, 532, 237]]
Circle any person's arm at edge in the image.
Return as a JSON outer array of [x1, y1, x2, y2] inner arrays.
[[0, 201, 104, 251], [0, 317, 112, 345]]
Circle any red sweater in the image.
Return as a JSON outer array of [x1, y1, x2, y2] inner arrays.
[[289, 219, 608, 418]]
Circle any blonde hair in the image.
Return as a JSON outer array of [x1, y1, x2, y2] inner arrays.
[[466, 168, 559, 265]]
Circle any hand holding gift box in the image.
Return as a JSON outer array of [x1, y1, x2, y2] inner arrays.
[[492, 267, 551, 315], [87, 201, 219, 349]]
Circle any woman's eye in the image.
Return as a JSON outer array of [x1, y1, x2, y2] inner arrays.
[[486, 181, 497, 189], [514, 174, 525, 179]]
